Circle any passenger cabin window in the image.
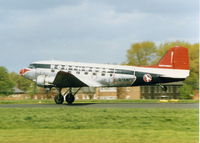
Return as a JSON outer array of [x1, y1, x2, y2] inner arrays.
[[107, 70, 114, 73], [28, 64, 34, 69], [108, 68, 114, 73], [62, 65, 66, 69], [115, 69, 133, 75], [29, 64, 51, 69]]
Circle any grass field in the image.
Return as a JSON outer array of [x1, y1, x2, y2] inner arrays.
[[0, 107, 198, 143], [0, 99, 198, 104]]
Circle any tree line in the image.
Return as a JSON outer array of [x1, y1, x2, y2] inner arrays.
[[0, 41, 199, 98], [0, 67, 34, 95], [126, 41, 199, 98]]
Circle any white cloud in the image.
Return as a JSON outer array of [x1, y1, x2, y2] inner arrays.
[[0, 0, 198, 72]]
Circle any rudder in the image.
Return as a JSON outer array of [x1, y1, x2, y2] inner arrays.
[[158, 46, 189, 70]]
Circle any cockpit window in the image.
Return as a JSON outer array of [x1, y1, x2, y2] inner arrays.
[[28, 64, 51, 69], [28, 64, 34, 69]]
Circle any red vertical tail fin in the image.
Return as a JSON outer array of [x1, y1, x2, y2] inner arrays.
[[158, 46, 189, 70]]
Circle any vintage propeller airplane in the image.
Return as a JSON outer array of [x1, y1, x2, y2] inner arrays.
[[20, 46, 189, 104]]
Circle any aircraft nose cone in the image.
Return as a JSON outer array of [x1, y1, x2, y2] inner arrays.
[[19, 68, 30, 75]]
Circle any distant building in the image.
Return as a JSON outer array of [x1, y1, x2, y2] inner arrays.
[[140, 82, 183, 99], [12, 87, 25, 94], [4, 82, 195, 100], [4, 87, 28, 100], [116, 87, 140, 99], [96, 87, 117, 100], [75, 87, 97, 100], [76, 87, 141, 100], [75, 82, 184, 100]]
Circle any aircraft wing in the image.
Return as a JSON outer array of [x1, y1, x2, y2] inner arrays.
[[53, 71, 101, 87]]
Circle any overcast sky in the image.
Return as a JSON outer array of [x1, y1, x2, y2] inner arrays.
[[0, 0, 199, 72]]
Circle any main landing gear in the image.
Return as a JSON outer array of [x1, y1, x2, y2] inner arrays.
[[54, 88, 81, 104]]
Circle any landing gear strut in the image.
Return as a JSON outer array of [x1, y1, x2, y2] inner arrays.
[[54, 88, 81, 104]]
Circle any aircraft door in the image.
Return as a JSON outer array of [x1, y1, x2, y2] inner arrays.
[[51, 64, 55, 72]]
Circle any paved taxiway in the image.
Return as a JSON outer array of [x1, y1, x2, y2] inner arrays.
[[0, 103, 198, 108]]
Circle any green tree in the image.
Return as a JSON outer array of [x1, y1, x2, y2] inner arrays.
[[0, 67, 14, 95], [156, 41, 191, 60], [126, 41, 199, 99], [179, 84, 194, 99], [9, 72, 34, 93], [126, 41, 157, 66], [157, 41, 199, 90]]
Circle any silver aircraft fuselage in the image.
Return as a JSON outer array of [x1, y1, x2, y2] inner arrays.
[[19, 46, 190, 104], [20, 59, 189, 88]]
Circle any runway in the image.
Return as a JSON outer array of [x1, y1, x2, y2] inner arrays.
[[0, 103, 198, 108]]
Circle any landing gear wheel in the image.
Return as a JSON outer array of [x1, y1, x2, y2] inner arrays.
[[65, 93, 75, 104], [54, 94, 64, 104]]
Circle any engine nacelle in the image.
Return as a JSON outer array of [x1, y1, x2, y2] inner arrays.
[[36, 75, 54, 87]]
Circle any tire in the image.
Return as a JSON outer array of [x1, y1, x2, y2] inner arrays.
[[54, 95, 64, 104], [65, 93, 75, 104]]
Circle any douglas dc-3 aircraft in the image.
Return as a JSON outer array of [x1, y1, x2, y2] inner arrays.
[[20, 46, 189, 104]]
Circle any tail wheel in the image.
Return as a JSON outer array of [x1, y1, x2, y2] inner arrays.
[[161, 85, 167, 91], [159, 85, 167, 92], [54, 94, 64, 104], [65, 93, 75, 104]]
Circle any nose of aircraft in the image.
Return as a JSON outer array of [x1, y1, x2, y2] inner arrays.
[[19, 68, 30, 75]]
